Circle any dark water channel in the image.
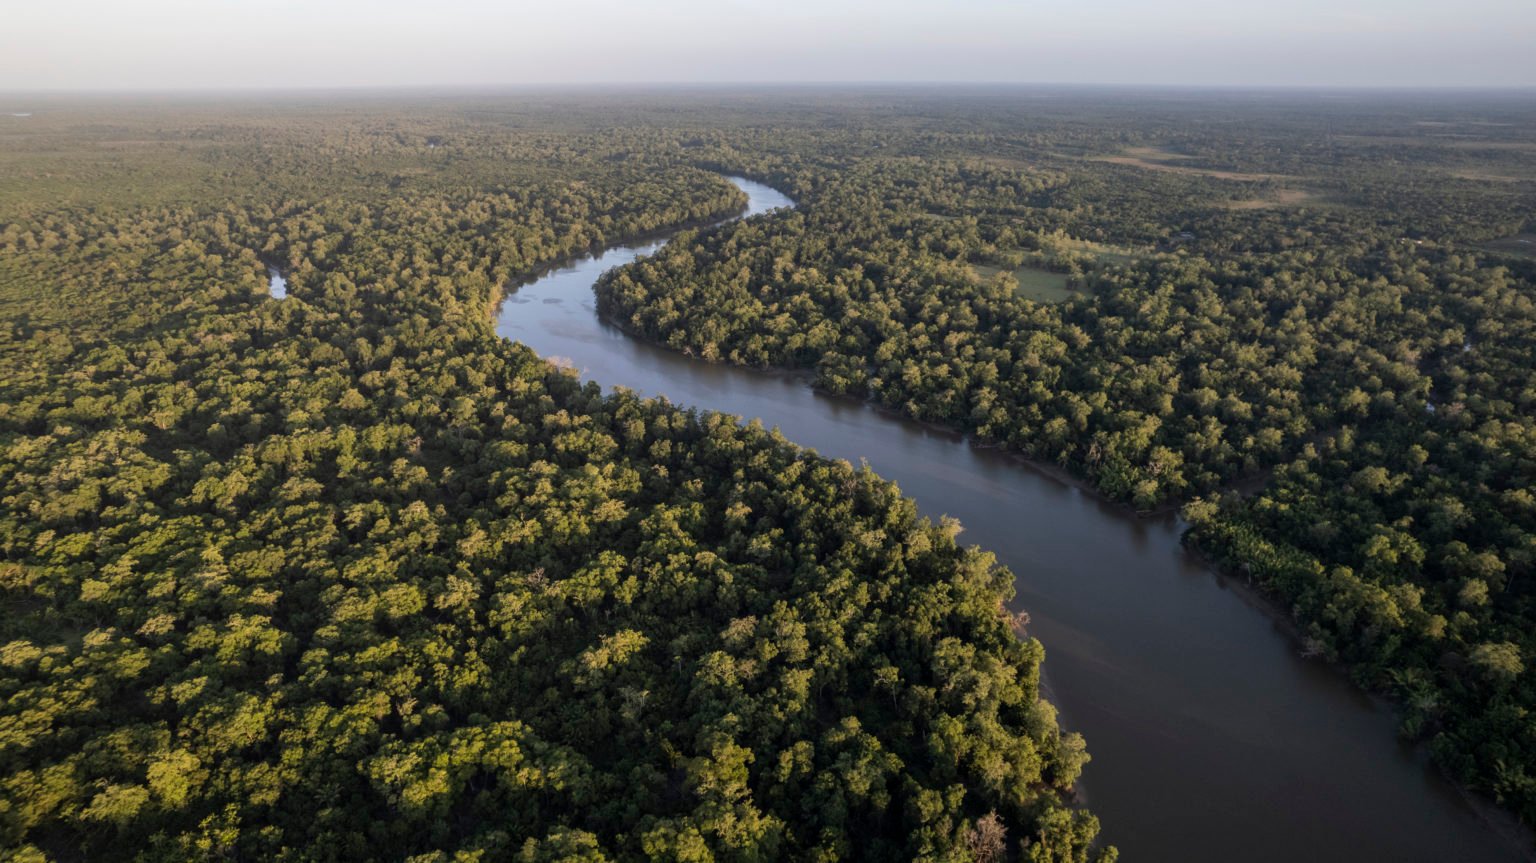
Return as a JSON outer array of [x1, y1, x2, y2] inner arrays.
[[494, 176, 1525, 861]]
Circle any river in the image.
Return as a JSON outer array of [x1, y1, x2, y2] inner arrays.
[[494, 176, 1526, 861], [267, 267, 288, 299]]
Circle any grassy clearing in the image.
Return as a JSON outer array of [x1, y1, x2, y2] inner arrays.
[[971, 263, 1077, 303], [1048, 237, 1146, 266], [1224, 188, 1319, 209], [1450, 170, 1536, 184], [1122, 145, 1194, 161], [1090, 146, 1291, 182], [1479, 233, 1536, 259]]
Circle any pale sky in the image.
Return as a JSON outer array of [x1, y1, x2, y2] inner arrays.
[[2, 0, 1533, 90]]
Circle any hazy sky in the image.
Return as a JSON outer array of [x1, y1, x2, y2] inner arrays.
[[3, 0, 1533, 90]]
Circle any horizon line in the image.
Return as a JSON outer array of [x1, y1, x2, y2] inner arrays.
[[4, 80, 1536, 98]]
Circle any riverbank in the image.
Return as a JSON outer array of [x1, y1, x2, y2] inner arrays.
[[597, 306, 1536, 857], [486, 193, 751, 323], [491, 173, 1529, 861], [1182, 529, 1536, 858]]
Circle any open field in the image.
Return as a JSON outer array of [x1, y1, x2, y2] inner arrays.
[[1089, 146, 1292, 181], [1049, 237, 1148, 265], [1479, 233, 1536, 258], [971, 262, 1077, 302], [1450, 169, 1536, 183], [1224, 188, 1321, 209], [1122, 145, 1194, 160]]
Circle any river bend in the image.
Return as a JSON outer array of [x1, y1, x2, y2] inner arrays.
[[494, 176, 1524, 862]]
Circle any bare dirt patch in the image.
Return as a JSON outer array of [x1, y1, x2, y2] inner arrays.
[[1090, 148, 1292, 182], [1224, 189, 1319, 209], [1447, 140, 1536, 153], [1449, 170, 1534, 184], [1122, 146, 1194, 161]]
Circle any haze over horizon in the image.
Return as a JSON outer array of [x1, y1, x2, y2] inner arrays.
[[3, 0, 1534, 92]]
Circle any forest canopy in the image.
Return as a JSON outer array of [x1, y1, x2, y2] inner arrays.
[[3, 86, 1535, 858], [0, 96, 1115, 862], [589, 90, 1536, 830]]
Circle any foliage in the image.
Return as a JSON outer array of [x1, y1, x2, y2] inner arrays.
[[592, 90, 1536, 827], [0, 98, 1108, 861]]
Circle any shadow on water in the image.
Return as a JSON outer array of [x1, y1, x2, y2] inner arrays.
[[494, 176, 1531, 862]]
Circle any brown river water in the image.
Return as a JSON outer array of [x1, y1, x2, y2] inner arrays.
[[494, 176, 1528, 862]]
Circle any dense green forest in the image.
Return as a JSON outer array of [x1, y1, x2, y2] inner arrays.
[[0, 100, 1109, 861], [3, 88, 1535, 858], [588, 93, 1536, 827]]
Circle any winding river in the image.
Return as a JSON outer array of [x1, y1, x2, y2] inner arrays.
[[495, 177, 1526, 861]]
